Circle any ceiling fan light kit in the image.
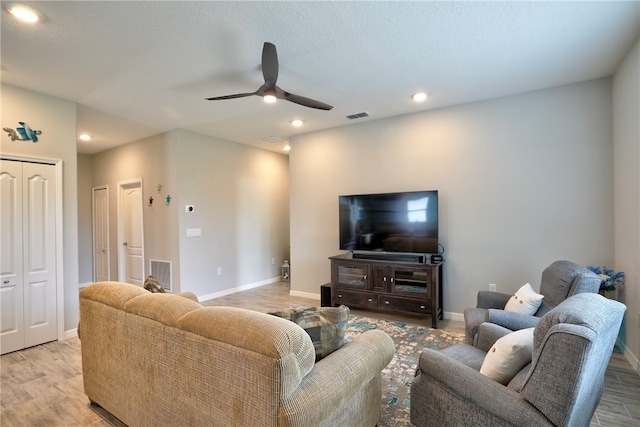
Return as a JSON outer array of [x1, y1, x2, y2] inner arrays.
[[6, 3, 41, 23], [206, 42, 333, 111], [412, 92, 428, 102]]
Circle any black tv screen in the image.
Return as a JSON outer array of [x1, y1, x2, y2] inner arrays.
[[339, 190, 439, 254]]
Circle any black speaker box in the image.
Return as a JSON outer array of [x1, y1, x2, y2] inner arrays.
[[320, 284, 332, 307]]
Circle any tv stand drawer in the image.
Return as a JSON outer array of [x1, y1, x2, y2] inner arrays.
[[379, 295, 432, 315], [333, 289, 378, 309]]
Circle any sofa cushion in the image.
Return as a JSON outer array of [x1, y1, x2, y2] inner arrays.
[[124, 293, 201, 327], [480, 327, 534, 385], [504, 283, 544, 315], [270, 305, 350, 361]]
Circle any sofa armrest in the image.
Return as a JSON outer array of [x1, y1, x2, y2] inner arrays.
[[175, 291, 199, 303], [477, 290, 511, 309], [280, 329, 394, 425], [475, 322, 514, 353], [487, 309, 540, 331], [412, 349, 551, 426]]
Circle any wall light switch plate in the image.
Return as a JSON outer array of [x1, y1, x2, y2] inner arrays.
[[186, 228, 201, 237], [489, 283, 497, 292]]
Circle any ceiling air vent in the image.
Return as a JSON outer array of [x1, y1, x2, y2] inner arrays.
[[346, 112, 370, 120], [260, 136, 286, 145]]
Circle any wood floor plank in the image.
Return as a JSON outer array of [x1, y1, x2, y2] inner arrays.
[[1, 281, 638, 426]]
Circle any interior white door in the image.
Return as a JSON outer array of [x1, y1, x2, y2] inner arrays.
[[93, 187, 109, 282], [119, 180, 144, 286], [1, 160, 25, 353], [1, 160, 57, 354]]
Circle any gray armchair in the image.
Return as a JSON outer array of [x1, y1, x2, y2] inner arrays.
[[411, 293, 626, 427], [464, 260, 600, 345]]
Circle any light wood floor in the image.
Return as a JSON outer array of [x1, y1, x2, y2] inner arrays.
[[1, 282, 638, 426]]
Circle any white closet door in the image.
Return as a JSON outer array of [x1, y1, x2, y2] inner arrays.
[[22, 162, 57, 348], [1, 160, 25, 353], [0, 160, 57, 354]]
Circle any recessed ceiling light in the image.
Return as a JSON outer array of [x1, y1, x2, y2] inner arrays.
[[291, 119, 304, 127], [6, 3, 41, 23], [263, 94, 277, 104], [79, 134, 92, 141], [412, 92, 428, 102], [283, 144, 291, 152]]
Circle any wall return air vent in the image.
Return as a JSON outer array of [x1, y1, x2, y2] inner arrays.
[[346, 112, 370, 120], [260, 136, 286, 144], [149, 259, 172, 292]]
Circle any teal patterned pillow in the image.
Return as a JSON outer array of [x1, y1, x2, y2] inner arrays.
[[144, 275, 165, 293], [270, 305, 350, 361]]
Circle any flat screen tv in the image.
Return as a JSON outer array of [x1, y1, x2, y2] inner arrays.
[[339, 190, 439, 255]]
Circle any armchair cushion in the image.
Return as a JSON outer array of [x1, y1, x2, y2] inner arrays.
[[480, 327, 534, 384], [504, 283, 544, 315], [487, 308, 541, 331]]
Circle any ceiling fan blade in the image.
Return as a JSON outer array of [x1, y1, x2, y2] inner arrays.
[[205, 92, 256, 101], [262, 42, 279, 85], [283, 91, 333, 111]]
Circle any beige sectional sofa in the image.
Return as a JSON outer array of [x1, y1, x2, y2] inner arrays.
[[79, 281, 395, 426]]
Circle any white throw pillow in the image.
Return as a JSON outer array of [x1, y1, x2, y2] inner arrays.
[[480, 327, 535, 385], [504, 283, 544, 315]]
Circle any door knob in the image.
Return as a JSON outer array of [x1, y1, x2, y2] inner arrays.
[[123, 242, 128, 246]]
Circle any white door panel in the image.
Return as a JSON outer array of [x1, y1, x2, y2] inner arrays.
[[0, 283, 23, 352], [0, 161, 24, 354], [119, 180, 144, 287], [93, 187, 109, 282], [0, 160, 57, 355]]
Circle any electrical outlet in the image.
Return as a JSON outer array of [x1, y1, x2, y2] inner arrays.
[[217, 267, 222, 275], [489, 283, 497, 292]]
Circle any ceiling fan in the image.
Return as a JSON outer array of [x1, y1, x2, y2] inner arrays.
[[206, 42, 333, 111]]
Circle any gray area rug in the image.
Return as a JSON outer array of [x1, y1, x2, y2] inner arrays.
[[91, 314, 464, 427], [345, 314, 464, 427]]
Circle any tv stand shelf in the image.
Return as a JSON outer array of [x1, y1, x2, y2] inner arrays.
[[329, 253, 444, 328]]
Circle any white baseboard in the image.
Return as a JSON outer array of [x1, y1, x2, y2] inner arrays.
[[64, 328, 78, 339], [444, 311, 464, 322], [198, 276, 281, 303], [289, 290, 321, 301], [79, 281, 92, 289], [622, 344, 640, 375]]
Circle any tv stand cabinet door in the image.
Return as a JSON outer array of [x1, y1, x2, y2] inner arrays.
[[371, 266, 391, 292], [331, 260, 369, 290]]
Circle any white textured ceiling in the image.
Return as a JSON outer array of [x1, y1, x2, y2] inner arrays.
[[2, 1, 639, 154]]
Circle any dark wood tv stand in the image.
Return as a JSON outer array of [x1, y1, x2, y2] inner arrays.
[[329, 253, 444, 328]]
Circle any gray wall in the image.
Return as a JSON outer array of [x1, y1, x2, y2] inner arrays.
[[91, 131, 180, 288], [176, 130, 290, 298], [289, 79, 614, 318], [1, 84, 80, 332], [90, 129, 290, 296], [613, 38, 640, 370]]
